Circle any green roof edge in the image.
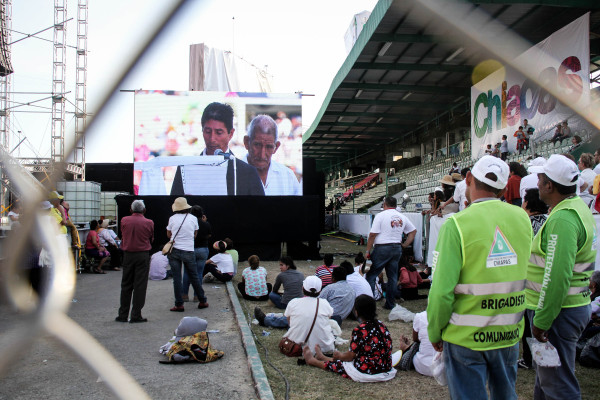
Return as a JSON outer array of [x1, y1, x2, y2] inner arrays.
[[302, 0, 394, 144]]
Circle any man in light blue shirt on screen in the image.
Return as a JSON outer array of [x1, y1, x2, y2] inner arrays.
[[243, 114, 302, 196]]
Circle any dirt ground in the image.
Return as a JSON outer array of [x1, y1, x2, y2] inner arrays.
[[233, 236, 599, 400]]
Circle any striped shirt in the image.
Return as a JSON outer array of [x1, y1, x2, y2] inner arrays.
[[315, 265, 336, 288]]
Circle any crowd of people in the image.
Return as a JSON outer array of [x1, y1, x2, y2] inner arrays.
[[248, 151, 600, 397], [8, 140, 600, 397]]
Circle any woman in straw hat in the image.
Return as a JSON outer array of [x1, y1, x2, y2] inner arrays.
[[167, 197, 207, 312]]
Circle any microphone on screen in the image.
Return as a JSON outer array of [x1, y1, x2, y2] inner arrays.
[[214, 149, 231, 159]]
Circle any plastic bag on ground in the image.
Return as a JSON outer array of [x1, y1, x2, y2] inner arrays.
[[388, 304, 415, 322]]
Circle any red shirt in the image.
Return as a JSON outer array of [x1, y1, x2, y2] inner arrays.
[[504, 175, 522, 204], [400, 267, 423, 289], [120, 213, 154, 252], [85, 230, 99, 250]]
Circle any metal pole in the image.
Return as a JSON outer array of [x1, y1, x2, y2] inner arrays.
[[385, 166, 388, 196]]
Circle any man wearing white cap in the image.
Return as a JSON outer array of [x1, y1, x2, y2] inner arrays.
[[526, 154, 596, 400], [254, 276, 335, 354], [427, 155, 533, 400], [519, 157, 546, 202]]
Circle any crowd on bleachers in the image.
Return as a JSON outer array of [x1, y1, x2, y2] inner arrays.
[[325, 126, 595, 215]]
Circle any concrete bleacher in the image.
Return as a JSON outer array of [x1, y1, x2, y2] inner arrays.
[[337, 184, 387, 213], [325, 131, 592, 213], [325, 131, 594, 214], [401, 133, 591, 212]]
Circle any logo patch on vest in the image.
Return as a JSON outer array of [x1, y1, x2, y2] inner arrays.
[[486, 227, 518, 268]]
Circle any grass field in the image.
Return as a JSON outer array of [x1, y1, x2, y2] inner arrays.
[[232, 237, 599, 400]]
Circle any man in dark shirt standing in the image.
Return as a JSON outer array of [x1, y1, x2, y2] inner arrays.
[[116, 200, 154, 323]]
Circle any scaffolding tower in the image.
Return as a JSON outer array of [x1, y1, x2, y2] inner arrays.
[[0, 0, 11, 152], [73, 0, 87, 180], [51, 0, 67, 170], [0, 0, 12, 207]]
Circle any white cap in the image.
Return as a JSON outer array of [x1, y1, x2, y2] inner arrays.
[[471, 155, 509, 190], [528, 157, 547, 174], [542, 154, 579, 187], [303, 276, 322, 294], [40, 200, 53, 210]]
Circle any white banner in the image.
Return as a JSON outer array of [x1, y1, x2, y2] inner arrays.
[[471, 13, 590, 159]]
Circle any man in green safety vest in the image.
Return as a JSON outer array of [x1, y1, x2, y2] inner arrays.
[[527, 154, 596, 400], [427, 155, 533, 400]]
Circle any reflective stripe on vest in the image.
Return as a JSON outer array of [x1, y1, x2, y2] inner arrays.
[[454, 280, 525, 296], [449, 311, 524, 328], [526, 280, 591, 296], [526, 197, 596, 313], [529, 253, 595, 273]]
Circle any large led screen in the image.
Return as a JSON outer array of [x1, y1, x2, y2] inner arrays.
[[134, 91, 303, 196]]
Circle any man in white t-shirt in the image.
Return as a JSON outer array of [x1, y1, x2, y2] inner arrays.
[[365, 196, 417, 310]]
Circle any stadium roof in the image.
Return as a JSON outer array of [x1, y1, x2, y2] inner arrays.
[[302, 0, 600, 170]]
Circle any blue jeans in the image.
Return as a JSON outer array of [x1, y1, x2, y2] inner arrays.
[[444, 341, 519, 400], [269, 292, 288, 310], [168, 247, 203, 307], [365, 244, 402, 309], [264, 314, 289, 329], [182, 247, 208, 301], [527, 305, 590, 400]]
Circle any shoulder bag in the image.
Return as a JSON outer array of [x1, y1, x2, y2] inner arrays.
[[162, 214, 188, 255], [279, 299, 320, 357]]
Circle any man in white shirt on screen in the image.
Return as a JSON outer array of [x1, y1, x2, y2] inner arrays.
[[243, 114, 302, 196]]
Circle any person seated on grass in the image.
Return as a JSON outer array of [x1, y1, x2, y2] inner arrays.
[[315, 253, 336, 288], [255, 276, 335, 355], [396, 310, 435, 376], [418, 266, 432, 289], [223, 237, 239, 275], [341, 260, 373, 299], [302, 294, 396, 382], [354, 252, 366, 274], [398, 264, 428, 300], [203, 240, 234, 282], [319, 266, 356, 327], [355, 253, 384, 300], [238, 255, 272, 301], [269, 256, 304, 309]]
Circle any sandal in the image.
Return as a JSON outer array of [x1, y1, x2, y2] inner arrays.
[[93, 268, 107, 274]]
